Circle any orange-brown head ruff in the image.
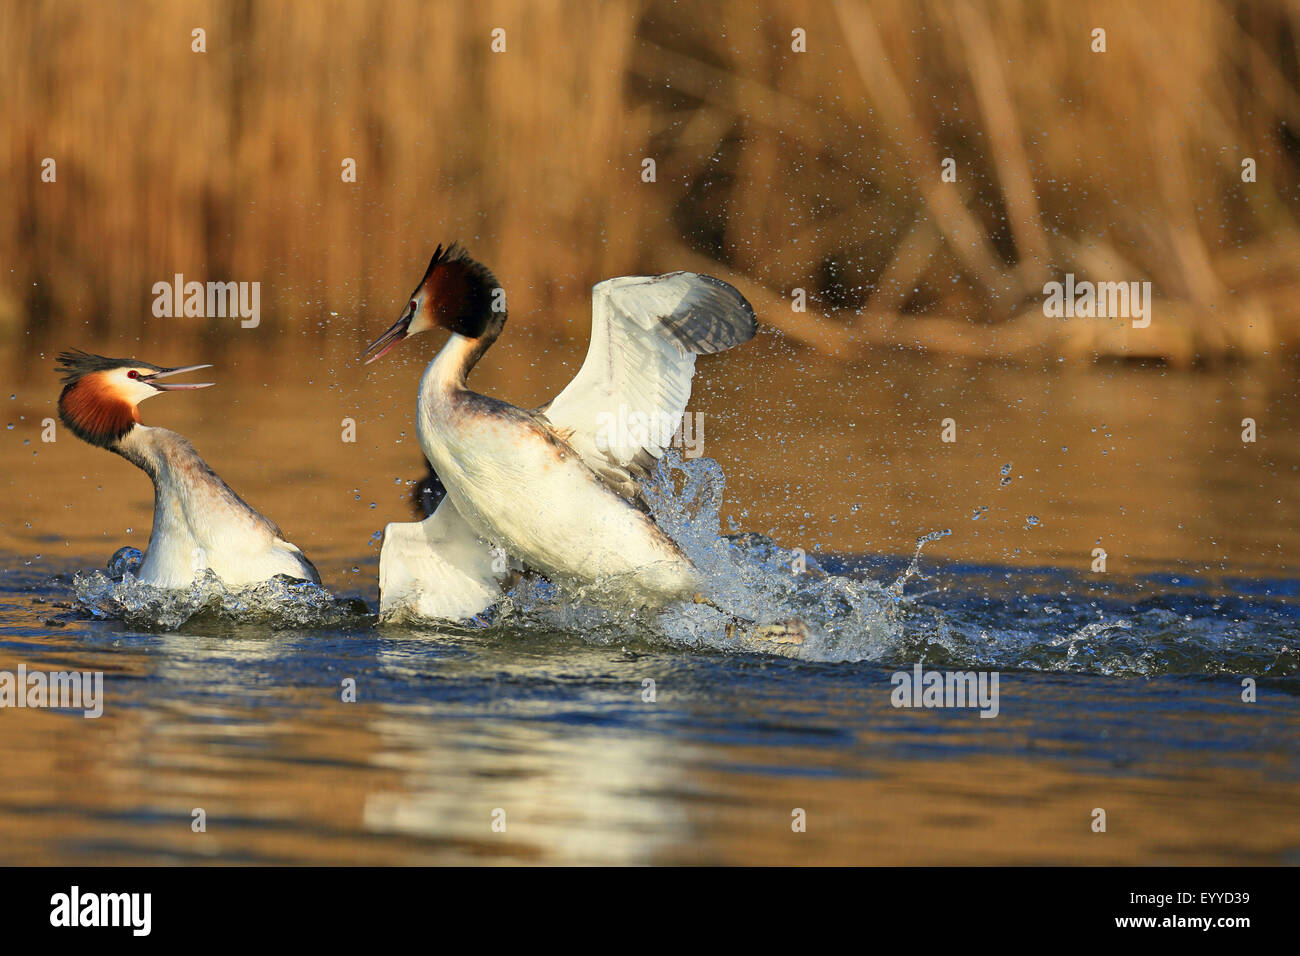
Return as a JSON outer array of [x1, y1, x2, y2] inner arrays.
[[56, 349, 213, 448], [362, 242, 504, 364]]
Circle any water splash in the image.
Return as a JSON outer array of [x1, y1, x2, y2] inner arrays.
[[450, 454, 1300, 676], [107, 546, 143, 577], [889, 529, 952, 600], [63, 454, 1298, 676], [74, 567, 367, 630], [475, 452, 949, 663]]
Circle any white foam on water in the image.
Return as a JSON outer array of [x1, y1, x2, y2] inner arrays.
[[73, 567, 364, 630], [480, 451, 943, 662]]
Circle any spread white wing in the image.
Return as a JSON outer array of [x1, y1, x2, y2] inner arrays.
[[378, 497, 506, 623], [542, 272, 756, 494]]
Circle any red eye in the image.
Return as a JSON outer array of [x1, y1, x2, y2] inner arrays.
[[127, 370, 139, 379]]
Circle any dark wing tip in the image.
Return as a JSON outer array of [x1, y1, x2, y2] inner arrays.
[[658, 273, 758, 355], [411, 458, 447, 519]]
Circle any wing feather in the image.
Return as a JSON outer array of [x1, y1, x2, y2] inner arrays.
[[378, 497, 506, 622], [543, 272, 756, 489]]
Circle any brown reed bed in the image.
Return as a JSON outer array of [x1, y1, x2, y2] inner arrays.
[[2, 0, 1299, 365]]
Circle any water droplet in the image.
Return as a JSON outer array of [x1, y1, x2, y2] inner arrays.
[[107, 546, 143, 577]]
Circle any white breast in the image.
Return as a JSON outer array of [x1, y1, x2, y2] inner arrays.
[[417, 395, 698, 606]]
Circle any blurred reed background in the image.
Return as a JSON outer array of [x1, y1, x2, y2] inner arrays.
[[2, 0, 1300, 364]]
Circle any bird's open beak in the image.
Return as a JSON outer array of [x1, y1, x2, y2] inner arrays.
[[361, 308, 413, 365], [146, 364, 214, 391]]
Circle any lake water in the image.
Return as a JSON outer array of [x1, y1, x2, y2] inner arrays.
[[1, 332, 1297, 864]]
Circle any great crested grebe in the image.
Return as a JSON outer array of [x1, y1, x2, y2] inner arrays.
[[57, 350, 320, 589], [362, 243, 757, 621]]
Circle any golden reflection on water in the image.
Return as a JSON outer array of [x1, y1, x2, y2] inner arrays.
[[2, 637, 1296, 866]]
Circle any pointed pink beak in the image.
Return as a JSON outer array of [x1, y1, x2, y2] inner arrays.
[[362, 305, 415, 366], [146, 364, 214, 391]]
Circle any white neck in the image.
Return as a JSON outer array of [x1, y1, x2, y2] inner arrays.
[[421, 333, 482, 400], [415, 333, 495, 486], [113, 423, 175, 477]]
